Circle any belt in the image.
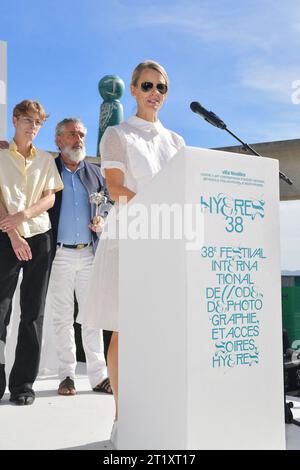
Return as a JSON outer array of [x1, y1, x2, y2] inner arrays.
[[58, 243, 90, 249]]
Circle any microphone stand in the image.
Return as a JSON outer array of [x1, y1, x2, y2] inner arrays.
[[190, 102, 293, 186], [224, 127, 293, 186]]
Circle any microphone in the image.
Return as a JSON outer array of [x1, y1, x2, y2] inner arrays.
[[190, 101, 226, 129]]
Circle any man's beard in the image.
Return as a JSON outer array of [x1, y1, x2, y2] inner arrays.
[[62, 145, 86, 163]]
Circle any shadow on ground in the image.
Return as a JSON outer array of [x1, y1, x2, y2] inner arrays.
[[63, 440, 113, 450]]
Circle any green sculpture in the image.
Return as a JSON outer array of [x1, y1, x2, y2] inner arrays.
[[97, 75, 125, 156]]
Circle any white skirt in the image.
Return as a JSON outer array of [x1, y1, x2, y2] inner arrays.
[[77, 212, 119, 332]]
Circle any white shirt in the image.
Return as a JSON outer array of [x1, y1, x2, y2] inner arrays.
[[100, 115, 185, 194]]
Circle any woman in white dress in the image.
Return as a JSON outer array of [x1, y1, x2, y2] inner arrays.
[[81, 60, 185, 447]]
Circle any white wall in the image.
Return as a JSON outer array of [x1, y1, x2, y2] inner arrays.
[[280, 200, 300, 275]]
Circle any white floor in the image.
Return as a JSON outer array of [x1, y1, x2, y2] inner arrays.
[[0, 362, 299, 450], [0, 363, 115, 450]]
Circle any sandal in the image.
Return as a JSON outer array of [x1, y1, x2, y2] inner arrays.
[[58, 376, 76, 396], [92, 377, 113, 394]]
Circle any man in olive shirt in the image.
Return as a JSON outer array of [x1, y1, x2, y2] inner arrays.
[[0, 100, 63, 405]]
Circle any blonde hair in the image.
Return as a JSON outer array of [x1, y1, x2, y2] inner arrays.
[[13, 100, 48, 121], [131, 60, 169, 87]]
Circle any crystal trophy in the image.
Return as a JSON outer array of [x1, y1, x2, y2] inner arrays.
[[89, 191, 108, 225]]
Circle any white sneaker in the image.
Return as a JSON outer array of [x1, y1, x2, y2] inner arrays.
[[110, 420, 118, 449]]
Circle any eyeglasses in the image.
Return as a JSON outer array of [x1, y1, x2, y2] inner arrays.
[[19, 116, 44, 127], [140, 82, 168, 95]]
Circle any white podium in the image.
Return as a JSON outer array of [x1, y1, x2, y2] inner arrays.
[[119, 146, 285, 450]]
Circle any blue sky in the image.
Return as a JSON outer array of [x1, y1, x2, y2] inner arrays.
[[1, 0, 300, 156]]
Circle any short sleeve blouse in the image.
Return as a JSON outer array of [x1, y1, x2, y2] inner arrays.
[[100, 115, 185, 194]]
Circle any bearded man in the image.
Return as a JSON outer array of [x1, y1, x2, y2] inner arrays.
[[48, 118, 112, 397]]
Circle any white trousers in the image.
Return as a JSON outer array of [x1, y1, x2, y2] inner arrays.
[[49, 246, 107, 388]]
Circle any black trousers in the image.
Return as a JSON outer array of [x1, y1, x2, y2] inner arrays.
[[0, 230, 53, 398]]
